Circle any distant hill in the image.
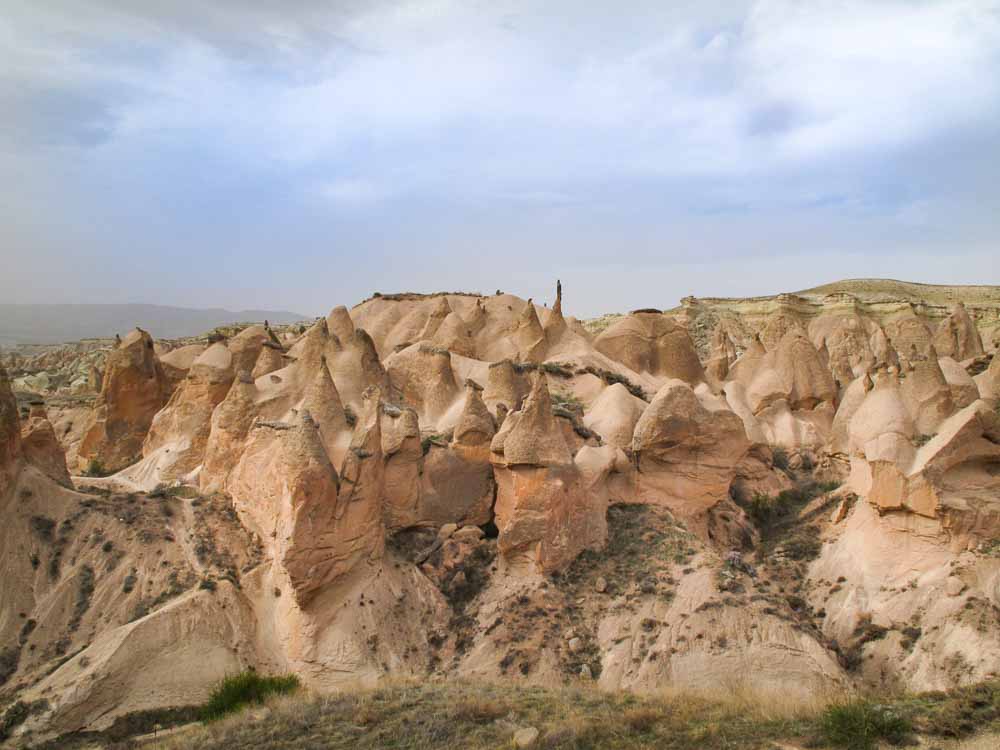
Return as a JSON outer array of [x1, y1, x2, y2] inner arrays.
[[794, 278, 1000, 306], [0, 304, 309, 346]]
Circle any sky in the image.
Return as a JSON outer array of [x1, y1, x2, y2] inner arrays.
[[2, 0, 999, 318]]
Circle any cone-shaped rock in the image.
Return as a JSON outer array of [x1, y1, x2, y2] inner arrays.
[[78, 328, 172, 472], [491, 372, 571, 467], [201, 370, 258, 492]]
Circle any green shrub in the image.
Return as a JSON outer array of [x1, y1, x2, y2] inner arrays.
[[29, 515, 56, 542], [819, 699, 912, 749], [200, 670, 300, 721], [85, 458, 107, 477], [0, 648, 18, 687], [771, 447, 790, 471]]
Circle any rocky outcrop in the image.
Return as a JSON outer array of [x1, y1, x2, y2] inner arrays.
[[491, 373, 572, 467], [158, 343, 207, 384], [861, 400, 1000, 527], [594, 311, 704, 384], [704, 326, 736, 384], [0, 363, 22, 495], [20, 403, 71, 487], [511, 299, 547, 363], [633, 379, 749, 513], [975, 353, 1000, 402], [229, 407, 380, 606], [725, 329, 837, 449], [491, 374, 606, 573], [900, 347, 955, 436], [884, 309, 933, 356], [200, 371, 258, 492], [78, 328, 172, 472], [379, 402, 424, 531], [934, 302, 984, 361], [142, 342, 235, 481], [484, 359, 530, 414], [251, 343, 285, 379], [582, 382, 647, 450], [386, 343, 461, 427], [421, 381, 496, 527], [938, 356, 979, 409], [301, 358, 350, 467]]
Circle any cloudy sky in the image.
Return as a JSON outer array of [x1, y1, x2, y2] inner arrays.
[[2, 0, 999, 317]]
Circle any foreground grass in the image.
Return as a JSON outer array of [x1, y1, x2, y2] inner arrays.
[[145, 677, 1000, 750]]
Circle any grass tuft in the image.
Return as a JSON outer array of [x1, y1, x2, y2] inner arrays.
[[200, 671, 300, 722], [819, 699, 912, 749]]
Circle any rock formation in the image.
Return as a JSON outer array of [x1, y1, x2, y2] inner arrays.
[[19, 403, 72, 486], [491, 374, 606, 574], [200, 370, 258, 492], [77, 328, 172, 472], [633, 379, 749, 513], [934, 302, 984, 361], [594, 310, 705, 384], [8, 279, 1000, 745], [141, 341, 235, 481], [0, 363, 21, 495]]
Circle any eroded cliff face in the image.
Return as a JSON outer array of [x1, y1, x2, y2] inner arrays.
[[4, 279, 1000, 747]]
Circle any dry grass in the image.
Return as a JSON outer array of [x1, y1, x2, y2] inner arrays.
[[36, 676, 997, 750], [148, 679, 831, 750]]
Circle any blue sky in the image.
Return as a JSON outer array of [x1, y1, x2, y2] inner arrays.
[[2, 0, 999, 317]]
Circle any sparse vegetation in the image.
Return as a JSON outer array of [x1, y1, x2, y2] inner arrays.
[[819, 699, 911, 749], [421, 433, 447, 455], [550, 391, 583, 412], [739, 481, 840, 529], [771, 447, 790, 471], [574, 365, 647, 400], [0, 648, 19, 686], [84, 458, 110, 477], [200, 671, 300, 722], [539, 361, 574, 378], [147, 679, 1000, 750], [67, 565, 95, 632], [29, 514, 56, 542], [0, 699, 48, 742]]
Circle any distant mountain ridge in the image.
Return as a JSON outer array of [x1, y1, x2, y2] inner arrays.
[[0, 303, 309, 346]]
